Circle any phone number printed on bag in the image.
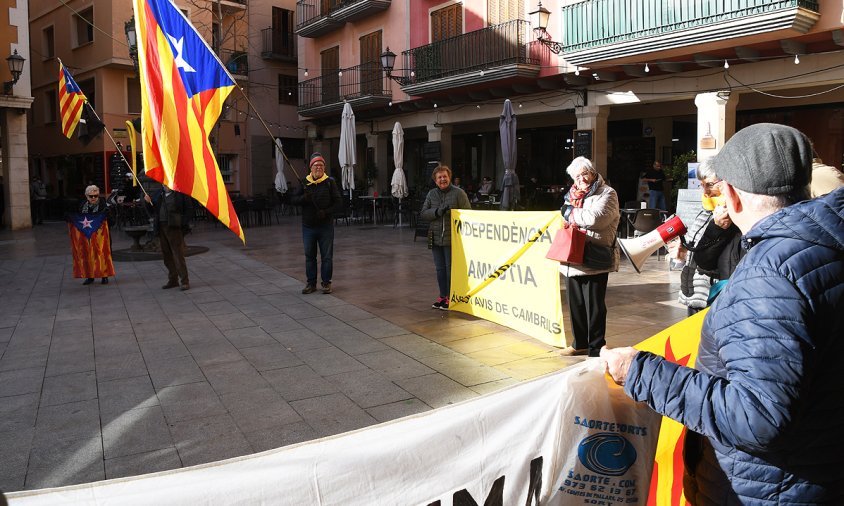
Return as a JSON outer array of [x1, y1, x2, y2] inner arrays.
[[559, 430, 644, 504]]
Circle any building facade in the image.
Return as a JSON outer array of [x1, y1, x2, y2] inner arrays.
[[0, 0, 32, 230], [294, 0, 844, 207], [26, 0, 280, 224]]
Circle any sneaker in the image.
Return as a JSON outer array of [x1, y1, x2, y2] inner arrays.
[[438, 298, 449, 311], [321, 282, 332, 294], [559, 346, 589, 357], [302, 284, 317, 294], [431, 297, 445, 309]]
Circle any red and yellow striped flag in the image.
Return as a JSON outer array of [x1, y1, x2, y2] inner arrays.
[[58, 61, 87, 138], [132, 0, 244, 242], [67, 213, 116, 279], [634, 309, 706, 506]]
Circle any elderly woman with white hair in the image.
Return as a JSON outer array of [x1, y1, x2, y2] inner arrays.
[[558, 156, 620, 357]]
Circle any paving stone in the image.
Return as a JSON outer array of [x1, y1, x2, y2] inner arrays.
[[25, 436, 104, 490], [102, 405, 173, 459], [0, 345, 49, 372], [0, 427, 33, 492], [219, 387, 303, 433], [240, 343, 303, 371], [262, 365, 339, 401], [138, 337, 191, 361], [268, 327, 332, 352], [394, 373, 480, 409], [325, 369, 413, 409], [186, 342, 244, 368], [33, 399, 101, 446], [366, 398, 432, 423], [348, 318, 410, 339], [354, 349, 436, 380], [294, 347, 367, 377], [201, 360, 271, 395], [98, 375, 159, 416], [321, 304, 376, 322], [289, 393, 377, 437], [157, 382, 227, 423], [208, 313, 256, 331], [222, 326, 276, 349], [95, 352, 148, 382], [242, 421, 320, 453], [45, 349, 95, 377], [169, 413, 252, 467], [146, 354, 206, 391], [40, 371, 97, 407], [0, 392, 38, 433], [0, 366, 44, 397], [105, 447, 182, 480], [414, 353, 510, 387]]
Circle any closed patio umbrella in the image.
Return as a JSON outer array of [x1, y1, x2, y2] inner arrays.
[[390, 122, 408, 226], [274, 140, 288, 194], [339, 102, 356, 200], [499, 99, 520, 210]]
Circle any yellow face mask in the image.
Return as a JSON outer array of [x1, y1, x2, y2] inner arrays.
[[701, 194, 725, 211]]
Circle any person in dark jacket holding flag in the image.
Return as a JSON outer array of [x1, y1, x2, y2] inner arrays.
[[291, 153, 343, 295], [145, 185, 192, 291], [602, 123, 844, 505]]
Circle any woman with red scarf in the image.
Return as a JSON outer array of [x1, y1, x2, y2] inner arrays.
[[558, 157, 620, 357]]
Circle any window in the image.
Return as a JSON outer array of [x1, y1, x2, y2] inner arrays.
[[217, 154, 235, 183], [359, 31, 383, 96], [127, 77, 141, 114], [271, 7, 295, 57], [78, 78, 96, 111], [275, 137, 305, 159], [487, 0, 523, 26], [75, 7, 94, 46], [431, 4, 462, 42], [42, 26, 55, 59], [212, 22, 221, 52], [45, 89, 57, 124], [278, 75, 298, 105]]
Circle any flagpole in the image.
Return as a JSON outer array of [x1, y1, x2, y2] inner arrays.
[[57, 58, 149, 198]]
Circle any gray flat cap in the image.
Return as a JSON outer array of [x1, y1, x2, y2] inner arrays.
[[713, 123, 812, 195]]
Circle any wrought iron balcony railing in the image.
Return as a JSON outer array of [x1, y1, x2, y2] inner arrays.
[[261, 28, 297, 60], [562, 0, 819, 52], [298, 61, 391, 114], [296, 0, 390, 37], [400, 19, 539, 86], [219, 50, 248, 76]]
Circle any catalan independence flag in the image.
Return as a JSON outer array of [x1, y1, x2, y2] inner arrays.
[[132, 0, 244, 242], [634, 309, 705, 506], [67, 213, 116, 279], [58, 61, 87, 139]]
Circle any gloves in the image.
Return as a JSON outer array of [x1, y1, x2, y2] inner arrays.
[[436, 204, 450, 217]]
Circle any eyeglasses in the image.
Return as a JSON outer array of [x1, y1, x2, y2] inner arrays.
[[86, 194, 99, 198], [702, 180, 722, 190]]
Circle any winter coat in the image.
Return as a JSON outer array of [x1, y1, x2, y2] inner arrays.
[[558, 175, 621, 277], [420, 185, 472, 247], [625, 188, 844, 505], [291, 177, 343, 228]]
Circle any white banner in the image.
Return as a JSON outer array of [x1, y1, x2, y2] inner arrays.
[[7, 361, 660, 505]]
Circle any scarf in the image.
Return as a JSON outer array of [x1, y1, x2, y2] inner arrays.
[[306, 173, 329, 185], [565, 178, 599, 208]]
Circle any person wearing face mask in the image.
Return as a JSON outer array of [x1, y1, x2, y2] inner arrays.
[[557, 157, 620, 357], [420, 165, 471, 310], [667, 159, 744, 315]]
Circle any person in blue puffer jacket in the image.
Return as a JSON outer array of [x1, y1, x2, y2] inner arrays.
[[602, 123, 844, 505]]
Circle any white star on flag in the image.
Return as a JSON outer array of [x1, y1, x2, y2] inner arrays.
[[167, 35, 196, 73], [79, 217, 93, 229]]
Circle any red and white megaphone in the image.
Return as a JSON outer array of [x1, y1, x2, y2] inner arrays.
[[618, 215, 687, 273]]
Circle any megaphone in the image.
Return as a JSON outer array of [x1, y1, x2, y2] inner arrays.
[[619, 215, 687, 273]]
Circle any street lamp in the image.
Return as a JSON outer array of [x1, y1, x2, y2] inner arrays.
[[529, 1, 564, 54], [125, 16, 139, 76], [380, 47, 407, 85], [4, 49, 25, 94]]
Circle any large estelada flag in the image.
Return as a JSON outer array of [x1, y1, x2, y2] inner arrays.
[[634, 308, 706, 506], [58, 60, 87, 138], [67, 213, 116, 279], [132, 0, 244, 243]]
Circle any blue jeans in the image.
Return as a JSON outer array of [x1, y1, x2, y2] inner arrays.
[[432, 245, 451, 298], [302, 224, 334, 285], [649, 189, 666, 210]]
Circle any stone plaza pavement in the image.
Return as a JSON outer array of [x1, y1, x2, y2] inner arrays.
[[0, 214, 688, 493]]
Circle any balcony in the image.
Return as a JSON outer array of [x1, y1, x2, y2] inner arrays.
[[561, 0, 820, 65], [296, 0, 391, 38], [399, 20, 542, 96], [220, 50, 248, 77], [261, 28, 297, 61], [218, 0, 247, 14], [298, 62, 392, 118]]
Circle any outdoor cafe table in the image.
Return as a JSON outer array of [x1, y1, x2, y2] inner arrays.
[[358, 195, 391, 225]]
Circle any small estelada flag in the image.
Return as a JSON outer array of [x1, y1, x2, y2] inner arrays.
[[67, 213, 115, 279], [58, 60, 88, 139]]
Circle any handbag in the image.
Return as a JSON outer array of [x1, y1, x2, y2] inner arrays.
[[583, 241, 615, 269], [546, 225, 586, 264]]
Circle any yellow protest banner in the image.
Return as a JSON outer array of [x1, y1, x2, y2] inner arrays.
[[634, 308, 706, 506], [450, 210, 566, 347]]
